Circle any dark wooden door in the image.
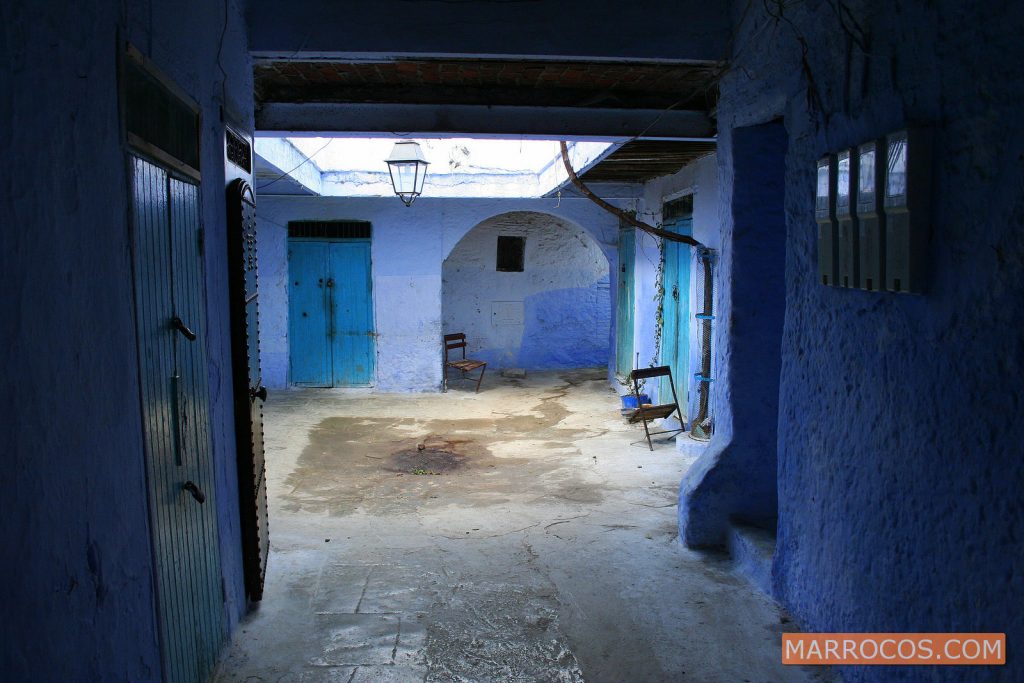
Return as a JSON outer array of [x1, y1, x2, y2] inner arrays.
[[226, 179, 269, 601]]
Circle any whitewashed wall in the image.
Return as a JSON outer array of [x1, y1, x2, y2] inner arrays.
[[256, 196, 620, 391], [443, 211, 610, 371]]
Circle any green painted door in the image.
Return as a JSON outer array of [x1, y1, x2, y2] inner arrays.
[[130, 154, 223, 683], [660, 216, 693, 413], [615, 228, 636, 378]]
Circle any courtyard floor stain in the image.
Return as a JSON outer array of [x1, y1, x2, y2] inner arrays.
[[214, 369, 832, 683]]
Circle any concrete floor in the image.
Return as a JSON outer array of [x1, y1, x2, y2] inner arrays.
[[215, 369, 829, 683]]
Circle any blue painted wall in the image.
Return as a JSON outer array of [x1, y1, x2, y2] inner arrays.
[[0, 1, 252, 678], [702, 2, 1024, 681], [256, 197, 620, 391], [6, 2, 1021, 680], [679, 122, 787, 543], [443, 211, 610, 371]]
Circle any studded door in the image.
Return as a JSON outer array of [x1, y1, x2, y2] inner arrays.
[[226, 179, 269, 601]]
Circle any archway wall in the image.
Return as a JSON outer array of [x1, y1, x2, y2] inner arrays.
[[443, 211, 610, 371], [257, 196, 620, 392]]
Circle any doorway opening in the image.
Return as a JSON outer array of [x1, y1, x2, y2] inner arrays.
[[215, 54, 805, 681], [213, 127, 812, 682]]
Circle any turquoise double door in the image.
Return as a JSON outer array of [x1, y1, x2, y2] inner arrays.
[[288, 239, 375, 386], [660, 216, 692, 410]]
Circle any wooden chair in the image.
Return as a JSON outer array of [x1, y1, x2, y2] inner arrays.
[[628, 365, 685, 450], [442, 333, 487, 393]]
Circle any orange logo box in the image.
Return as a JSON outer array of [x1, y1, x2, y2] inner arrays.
[[782, 633, 1006, 666]]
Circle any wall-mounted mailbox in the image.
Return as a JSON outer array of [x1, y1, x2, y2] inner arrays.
[[835, 149, 859, 288], [884, 129, 932, 293], [856, 139, 885, 291], [815, 155, 838, 286]]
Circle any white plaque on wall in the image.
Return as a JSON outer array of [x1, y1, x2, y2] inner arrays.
[[492, 301, 524, 326]]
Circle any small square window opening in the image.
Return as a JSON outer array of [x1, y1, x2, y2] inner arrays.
[[496, 235, 525, 272]]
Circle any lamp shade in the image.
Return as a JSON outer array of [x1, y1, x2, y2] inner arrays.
[[385, 141, 429, 206]]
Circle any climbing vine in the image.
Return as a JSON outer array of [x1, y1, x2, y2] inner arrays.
[[650, 238, 666, 370], [614, 234, 667, 396]]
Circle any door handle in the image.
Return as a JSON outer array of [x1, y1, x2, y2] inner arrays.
[[171, 316, 197, 341], [326, 278, 335, 288], [250, 385, 268, 402], [183, 480, 206, 504]]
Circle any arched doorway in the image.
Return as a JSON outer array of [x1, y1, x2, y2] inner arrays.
[[443, 211, 611, 372]]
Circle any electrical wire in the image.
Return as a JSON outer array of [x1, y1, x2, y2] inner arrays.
[[256, 139, 333, 191], [629, 101, 682, 143], [216, 0, 229, 107]]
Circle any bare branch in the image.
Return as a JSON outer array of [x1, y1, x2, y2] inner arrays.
[[559, 142, 704, 247]]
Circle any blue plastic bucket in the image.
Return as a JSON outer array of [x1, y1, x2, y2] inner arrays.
[[620, 394, 650, 409]]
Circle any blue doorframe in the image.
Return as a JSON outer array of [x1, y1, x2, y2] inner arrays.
[[660, 216, 693, 413], [615, 228, 636, 378], [288, 239, 375, 386]]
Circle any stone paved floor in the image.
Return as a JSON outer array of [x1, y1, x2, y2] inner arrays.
[[214, 369, 830, 682]]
